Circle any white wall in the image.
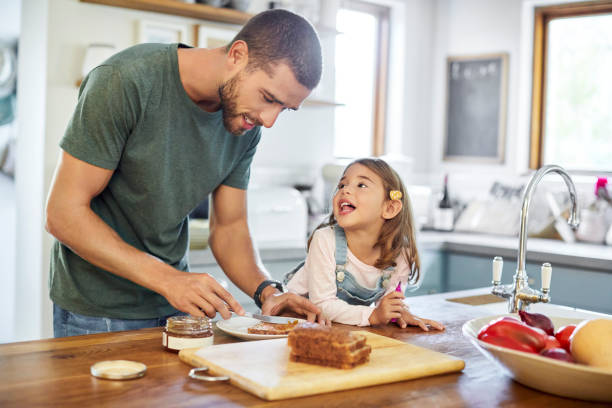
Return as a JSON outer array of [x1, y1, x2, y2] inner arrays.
[[14, 0, 47, 342], [401, 0, 436, 177], [0, 0, 21, 39], [0, 0, 20, 344], [422, 0, 524, 195]]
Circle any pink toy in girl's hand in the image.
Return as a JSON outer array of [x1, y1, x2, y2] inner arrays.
[[390, 282, 402, 323]]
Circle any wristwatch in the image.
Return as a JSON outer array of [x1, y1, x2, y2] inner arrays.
[[253, 280, 284, 309]]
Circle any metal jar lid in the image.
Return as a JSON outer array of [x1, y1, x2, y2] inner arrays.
[[90, 360, 147, 380]]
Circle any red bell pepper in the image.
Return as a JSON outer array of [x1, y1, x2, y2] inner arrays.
[[554, 324, 576, 352], [477, 317, 549, 352], [479, 333, 538, 353], [542, 335, 562, 351]]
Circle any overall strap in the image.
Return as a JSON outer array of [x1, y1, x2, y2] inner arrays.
[[378, 266, 395, 289], [333, 226, 348, 266]]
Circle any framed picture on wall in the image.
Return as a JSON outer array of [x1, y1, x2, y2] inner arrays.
[[138, 20, 188, 44], [443, 53, 509, 163], [195, 25, 238, 49]]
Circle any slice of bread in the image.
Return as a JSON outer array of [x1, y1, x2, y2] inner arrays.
[[247, 320, 299, 335], [288, 322, 371, 369], [290, 352, 370, 369]]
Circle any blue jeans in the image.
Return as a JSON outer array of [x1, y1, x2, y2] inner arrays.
[[53, 304, 186, 338]]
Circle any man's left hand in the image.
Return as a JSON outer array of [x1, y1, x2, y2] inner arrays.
[[261, 292, 330, 325]]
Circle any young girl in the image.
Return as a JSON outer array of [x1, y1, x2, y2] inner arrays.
[[285, 158, 444, 331]]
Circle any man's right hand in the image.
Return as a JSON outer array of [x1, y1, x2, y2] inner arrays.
[[160, 271, 245, 319]]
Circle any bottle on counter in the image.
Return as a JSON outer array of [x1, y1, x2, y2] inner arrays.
[[433, 174, 454, 231], [577, 177, 612, 244]]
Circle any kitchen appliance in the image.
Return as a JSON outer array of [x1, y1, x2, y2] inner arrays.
[[180, 331, 464, 400], [247, 186, 307, 249]]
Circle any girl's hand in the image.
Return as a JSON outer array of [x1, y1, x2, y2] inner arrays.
[[397, 307, 445, 331], [369, 291, 405, 326]]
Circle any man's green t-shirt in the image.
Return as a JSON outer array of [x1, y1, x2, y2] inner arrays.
[[50, 43, 261, 319]]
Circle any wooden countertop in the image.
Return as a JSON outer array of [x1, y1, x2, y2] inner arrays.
[[0, 295, 607, 407]]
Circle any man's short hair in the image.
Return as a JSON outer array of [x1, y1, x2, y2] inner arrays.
[[229, 9, 322, 90]]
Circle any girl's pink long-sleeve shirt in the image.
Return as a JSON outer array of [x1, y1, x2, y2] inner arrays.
[[286, 227, 414, 326]]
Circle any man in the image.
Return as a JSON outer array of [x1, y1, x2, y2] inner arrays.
[[45, 9, 324, 337]]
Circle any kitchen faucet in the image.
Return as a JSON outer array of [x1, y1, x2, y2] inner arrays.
[[491, 165, 580, 312]]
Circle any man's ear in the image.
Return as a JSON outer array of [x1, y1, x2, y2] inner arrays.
[[226, 40, 249, 72], [382, 199, 403, 220]]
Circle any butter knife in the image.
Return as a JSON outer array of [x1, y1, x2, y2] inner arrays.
[[232, 312, 298, 325]]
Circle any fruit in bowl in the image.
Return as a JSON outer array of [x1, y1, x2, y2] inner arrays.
[[462, 313, 612, 402], [554, 324, 576, 352], [476, 311, 581, 362], [518, 310, 555, 335], [477, 316, 548, 354], [540, 347, 574, 363], [570, 318, 612, 369], [476, 311, 612, 367]]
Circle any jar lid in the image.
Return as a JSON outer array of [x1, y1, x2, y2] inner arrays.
[[90, 360, 147, 380], [166, 315, 211, 334]]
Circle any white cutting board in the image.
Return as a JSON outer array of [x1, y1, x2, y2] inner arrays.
[[179, 331, 465, 400]]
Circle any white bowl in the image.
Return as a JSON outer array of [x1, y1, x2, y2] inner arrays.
[[462, 314, 612, 402]]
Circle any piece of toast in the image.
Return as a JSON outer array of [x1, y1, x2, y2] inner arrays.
[[247, 320, 299, 335], [287, 322, 371, 369], [290, 342, 372, 362], [290, 352, 370, 369]]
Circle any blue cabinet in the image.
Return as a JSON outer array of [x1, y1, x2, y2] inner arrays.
[[408, 249, 612, 314]]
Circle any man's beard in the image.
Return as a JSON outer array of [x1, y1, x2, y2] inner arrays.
[[218, 74, 245, 136]]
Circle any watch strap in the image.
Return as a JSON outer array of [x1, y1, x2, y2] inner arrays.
[[253, 280, 283, 309]]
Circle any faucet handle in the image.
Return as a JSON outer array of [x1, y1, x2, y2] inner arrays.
[[541, 262, 552, 292], [492, 256, 503, 284]]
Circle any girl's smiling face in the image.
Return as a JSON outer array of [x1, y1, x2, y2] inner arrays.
[[333, 163, 388, 232]]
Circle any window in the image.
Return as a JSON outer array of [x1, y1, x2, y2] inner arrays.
[[334, 1, 390, 158], [530, 2, 612, 172]]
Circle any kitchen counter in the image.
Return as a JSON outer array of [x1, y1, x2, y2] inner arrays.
[[419, 230, 612, 272], [1, 290, 608, 407], [188, 230, 612, 272]]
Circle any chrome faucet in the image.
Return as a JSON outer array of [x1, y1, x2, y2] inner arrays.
[[491, 165, 580, 312]]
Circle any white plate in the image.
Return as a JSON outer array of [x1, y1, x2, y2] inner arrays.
[[215, 316, 304, 340], [463, 314, 612, 402]]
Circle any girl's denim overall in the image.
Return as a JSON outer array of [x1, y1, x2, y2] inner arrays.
[[284, 226, 393, 306]]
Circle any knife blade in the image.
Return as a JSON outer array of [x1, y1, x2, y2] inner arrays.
[[233, 312, 298, 325]]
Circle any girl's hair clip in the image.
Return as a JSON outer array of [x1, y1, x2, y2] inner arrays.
[[389, 190, 402, 200]]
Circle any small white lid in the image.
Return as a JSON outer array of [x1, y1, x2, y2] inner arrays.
[[90, 360, 146, 380]]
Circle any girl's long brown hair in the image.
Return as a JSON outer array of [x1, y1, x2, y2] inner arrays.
[[308, 158, 420, 285]]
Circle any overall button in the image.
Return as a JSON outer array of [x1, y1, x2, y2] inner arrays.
[[336, 271, 345, 282]]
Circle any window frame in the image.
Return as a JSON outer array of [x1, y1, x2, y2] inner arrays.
[[529, 0, 612, 170]]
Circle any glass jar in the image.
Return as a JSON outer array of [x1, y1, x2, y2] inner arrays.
[[162, 315, 213, 352]]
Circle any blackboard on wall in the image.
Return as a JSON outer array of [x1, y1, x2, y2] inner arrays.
[[443, 53, 508, 163]]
